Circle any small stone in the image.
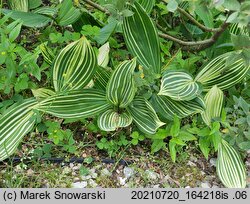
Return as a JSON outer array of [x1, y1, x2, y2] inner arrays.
[[69, 163, 74, 169], [123, 167, 134, 179], [201, 182, 211, 188], [210, 158, 217, 167], [185, 186, 191, 188], [145, 170, 159, 181], [62, 167, 71, 174], [153, 184, 160, 188], [27, 169, 34, 177], [118, 177, 127, 186], [72, 181, 87, 188], [88, 179, 98, 188], [212, 185, 219, 188], [81, 175, 92, 180], [187, 161, 196, 167], [101, 168, 112, 177]]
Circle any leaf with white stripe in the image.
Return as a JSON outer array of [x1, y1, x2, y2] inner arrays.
[[37, 89, 112, 119], [106, 59, 136, 108], [195, 52, 250, 91], [0, 99, 38, 161], [98, 109, 133, 131], [136, 0, 155, 13], [217, 139, 246, 188], [159, 71, 201, 101], [127, 96, 165, 134], [97, 42, 110, 68], [53, 37, 97, 92], [202, 86, 224, 126], [8, 0, 29, 12], [32, 88, 56, 101], [122, 1, 161, 74], [152, 94, 205, 120]]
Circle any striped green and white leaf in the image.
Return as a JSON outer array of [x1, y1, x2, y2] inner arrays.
[[136, 0, 155, 13], [152, 94, 205, 120], [8, 0, 29, 12], [0, 99, 38, 161], [33, 7, 58, 17], [57, 0, 81, 26], [106, 59, 136, 108], [32, 88, 56, 101], [122, 1, 161, 74], [195, 52, 250, 91], [39, 42, 55, 66], [94, 66, 111, 91], [97, 42, 110, 68], [127, 97, 165, 134], [53, 37, 97, 92], [202, 86, 224, 126], [98, 110, 133, 131], [36, 89, 112, 119], [217, 139, 246, 188], [159, 71, 201, 101]]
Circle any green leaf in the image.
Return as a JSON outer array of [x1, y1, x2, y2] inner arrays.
[[151, 139, 165, 153], [127, 96, 165, 135], [0, 99, 38, 161], [211, 132, 221, 152], [52, 37, 97, 92], [195, 52, 250, 91], [178, 131, 196, 141], [202, 86, 224, 126], [9, 22, 22, 42], [159, 71, 201, 101], [57, 0, 81, 26], [122, 1, 161, 74], [1, 9, 52, 28], [28, 0, 42, 9], [37, 89, 112, 119], [136, 0, 155, 13], [170, 115, 180, 137], [238, 141, 250, 150], [152, 94, 205, 120], [97, 109, 133, 131], [106, 59, 136, 108], [199, 137, 210, 160], [169, 140, 177, 162], [217, 139, 246, 188], [95, 19, 117, 45], [170, 138, 186, 146]]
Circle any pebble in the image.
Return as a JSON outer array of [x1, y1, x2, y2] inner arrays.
[[123, 167, 134, 179], [201, 182, 211, 188], [187, 161, 196, 167], [101, 168, 112, 177], [145, 170, 159, 180], [72, 181, 87, 188], [88, 179, 98, 188], [209, 158, 217, 167], [118, 177, 127, 186]]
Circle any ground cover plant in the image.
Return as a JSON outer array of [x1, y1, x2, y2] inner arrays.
[[0, 0, 249, 188]]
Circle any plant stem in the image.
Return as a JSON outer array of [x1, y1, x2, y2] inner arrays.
[[81, 0, 110, 14], [176, 7, 220, 33], [81, 0, 230, 51]]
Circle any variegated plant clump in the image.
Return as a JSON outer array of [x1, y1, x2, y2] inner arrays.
[[0, 1, 249, 188]]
